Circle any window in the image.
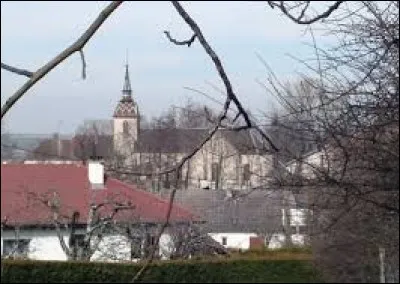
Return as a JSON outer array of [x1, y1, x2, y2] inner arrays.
[[221, 236, 227, 246], [320, 153, 325, 167], [69, 234, 86, 258], [3, 239, 31, 257], [130, 237, 142, 260], [145, 234, 157, 247], [203, 158, 208, 180], [232, 217, 238, 225], [123, 120, 129, 136], [211, 162, 219, 182], [70, 234, 85, 248], [290, 209, 307, 226], [143, 234, 158, 258], [148, 235, 157, 246], [163, 173, 171, 189], [242, 164, 250, 182]]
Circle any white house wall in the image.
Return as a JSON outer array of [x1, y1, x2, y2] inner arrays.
[[268, 233, 307, 249], [1, 229, 173, 262], [208, 232, 307, 251], [290, 209, 308, 226], [158, 233, 174, 260], [1, 229, 69, 261], [90, 234, 131, 261], [208, 233, 258, 250]]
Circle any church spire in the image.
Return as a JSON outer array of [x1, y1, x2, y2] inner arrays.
[[122, 63, 132, 97], [114, 57, 137, 118]]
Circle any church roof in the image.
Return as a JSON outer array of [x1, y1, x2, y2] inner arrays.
[[136, 128, 260, 154], [137, 128, 208, 153], [113, 64, 138, 118], [113, 96, 138, 118]]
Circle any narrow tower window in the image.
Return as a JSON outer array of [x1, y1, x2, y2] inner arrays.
[[123, 120, 129, 136]]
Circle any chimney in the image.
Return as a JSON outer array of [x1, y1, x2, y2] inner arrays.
[[88, 157, 104, 189]]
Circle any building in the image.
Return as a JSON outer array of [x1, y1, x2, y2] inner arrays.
[[158, 188, 310, 250], [30, 64, 274, 191], [1, 162, 202, 261]]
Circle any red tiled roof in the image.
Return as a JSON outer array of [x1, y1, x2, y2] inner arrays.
[[1, 164, 197, 226]]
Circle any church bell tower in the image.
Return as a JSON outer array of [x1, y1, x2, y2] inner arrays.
[[113, 63, 140, 155]]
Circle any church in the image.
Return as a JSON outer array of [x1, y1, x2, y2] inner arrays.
[[31, 64, 274, 192]]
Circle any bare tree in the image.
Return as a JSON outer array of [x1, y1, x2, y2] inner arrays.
[[73, 120, 113, 162], [261, 1, 399, 282]]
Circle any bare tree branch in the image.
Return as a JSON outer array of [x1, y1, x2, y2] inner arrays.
[[1, 63, 33, 78], [268, 1, 344, 25], [163, 31, 197, 47], [171, 1, 278, 152], [79, 49, 87, 80], [1, 1, 123, 119], [170, 1, 238, 114]]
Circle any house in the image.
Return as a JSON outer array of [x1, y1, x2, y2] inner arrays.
[[0, 161, 204, 261], [29, 64, 274, 192], [158, 188, 310, 250]]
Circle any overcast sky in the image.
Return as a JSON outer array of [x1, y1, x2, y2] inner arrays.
[[1, 1, 334, 134]]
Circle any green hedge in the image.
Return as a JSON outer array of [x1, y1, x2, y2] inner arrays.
[[229, 247, 313, 259], [1, 258, 321, 283]]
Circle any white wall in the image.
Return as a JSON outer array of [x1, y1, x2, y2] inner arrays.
[[208, 232, 257, 250], [290, 209, 308, 226], [268, 233, 286, 249], [1, 228, 173, 262], [159, 233, 174, 260], [207, 232, 307, 251], [113, 117, 138, 155], [268, 233, 307, 249], [2, 229, 69, 261], [90, 235, 131, 261]]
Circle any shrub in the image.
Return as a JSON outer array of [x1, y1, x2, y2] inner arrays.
[[1, 258, 321, 283]]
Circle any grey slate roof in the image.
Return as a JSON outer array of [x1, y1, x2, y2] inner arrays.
[[75, 127, 261, 157], [136, 128, 208, 154], [158, 189, 296, 234], [136, 128, 261, 155], [28, 126, 262, 161]]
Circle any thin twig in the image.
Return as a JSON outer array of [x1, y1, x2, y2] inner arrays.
[[268, 1, 344, 25], [163, 31, 197, 47], [1, 63, 33, 78], [79, 49, 87, 80]]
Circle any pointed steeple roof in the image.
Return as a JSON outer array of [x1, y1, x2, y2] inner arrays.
[[114, 62, 138, 118], [122, 64, 132, 96]]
